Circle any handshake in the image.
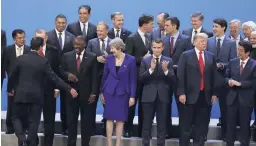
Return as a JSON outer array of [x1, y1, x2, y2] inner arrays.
[[228, 79, 241, 87]]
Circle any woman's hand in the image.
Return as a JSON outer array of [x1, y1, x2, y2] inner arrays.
[[129, 98, 135, 107], [100, 94, 105, 104]]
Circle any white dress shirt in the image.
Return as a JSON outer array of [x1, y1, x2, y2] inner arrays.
[[149, 55, 169, 75], [191, 26, 202, 43], [114, 28, 121, 37], [55, 29, 65, 49], [195, 48, 205, 64], [137, 29, 147, 45], [231, 34, 241, 49], [15, 44, 24, 57], [42, 44, 46, 55], [99, 37, 109, 51], [240, 57, 249, 68], [76, 49, 85, 62], [216, 35, 225, 47], [80, 21, 89, 34]]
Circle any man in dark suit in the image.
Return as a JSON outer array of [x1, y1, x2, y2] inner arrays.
[[162, 16, 191, 138], [62, 36, 99, 146], [182, 12, 213, 46], [1, 29, 7, 87], [86, 21, 111, 136], [35, 29, 63, 146], [229, 19, 245, 50], [177, 33, 219, 146], [7, 37, 78, 146], [225, 41, 256, 146], [140, 39, 175, 146], [3, 29, 30, 134], [66, 5, 97, 43], [108, 12, 132, 43], [151, 12, 169, 40], [125, 14, 154, 137], [47, 14, 75, 135], [207, 18, 237, 139]]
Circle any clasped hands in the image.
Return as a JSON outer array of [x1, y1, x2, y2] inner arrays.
[[228, 79, 241, 87], [150, 58, 169, 72]]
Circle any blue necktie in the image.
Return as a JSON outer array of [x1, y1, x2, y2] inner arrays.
[[58, 32, 62, 49]]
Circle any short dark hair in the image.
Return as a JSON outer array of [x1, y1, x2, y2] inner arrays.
[[152, 38, 164, 46], [111, 12, 122, 20], [191, 12, 204, 21], [74, 35, 87, 47], [213, 18, 228, 32], [55, 14, 67, 21], [165, 16, 180, 30], [138, 14, 154, 27], [30, 37, 44, 51], [159, 12, 169, 20], [238, 40, 252, 53], [78, 5, 91, 14], [12, 29, 25, 39]]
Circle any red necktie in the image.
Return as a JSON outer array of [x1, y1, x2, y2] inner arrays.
[[170, 37, 174, 56], [39, 50, 44, 57], [240, 62, 244, 74], [199, 51, 204, 90], [76, 54, 81, 71]]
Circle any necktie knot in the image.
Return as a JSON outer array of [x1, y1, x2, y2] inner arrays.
[[218, 38, 221, 42], [194, 30, 198, 34], [199, 51, 203, 54], [241, 61, 245, 65], [101, 39, 105, 42], [155, 57, 159, 62], [58, 32, 62, 36]]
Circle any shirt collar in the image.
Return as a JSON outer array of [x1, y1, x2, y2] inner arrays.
[[138, 28, 146, 36], [194, 47, 204, 54], [193, 26, 202, 33], [153, 54, 162, 60], [55, 29, 64, 35], [171, 31, 179, 39], [240, 57, 249, 65], [231, 34, 240, 40], [100, 36, 108, 42], [77, 49, 85, 56], [216, 35, 225, 41], [15, 44, 24, 50], [42, 44, 46, 52], [79, 21, 89, 27]]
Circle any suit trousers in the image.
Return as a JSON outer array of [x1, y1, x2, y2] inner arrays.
[[43, 90, 56, 146], [60, 91, 67, 132], [125, 79, 143, 136], [12, 102, 41, 146], [218, 86, 229, 138], [66, 94, 94, 146], [226, 98, 252, 146], [179, 91, 212, 146], [142, 97, 169, 146]]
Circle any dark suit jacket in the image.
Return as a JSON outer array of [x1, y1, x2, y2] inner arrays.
[[177, 49, 219, 104], [225, 58, 256, 107], [150, 27, 166, 40], [62, 50, 99, 101], [250, 47, 256, 60], [86, 38, 112, 74], [1, 30, 7, 84], [43, 44, 62, 92], [7, 51, 71, 104], [100, 54, 136, 97], [108, 28, 132, 43], [140, 55, 175, 103], [228, 34, 245, 42], [182, 27, 213, 41], [66, 21, 97, 42], [207, 36, 237, 72], [4, 44, 30, 76], [162, 33, 192, 65], [126, 31, 151, 67], [47, 29, 75, 54]]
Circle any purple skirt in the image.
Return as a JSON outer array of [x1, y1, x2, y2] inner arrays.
[[103, 92, 129, 121]]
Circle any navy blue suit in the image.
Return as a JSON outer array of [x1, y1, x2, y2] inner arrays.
[[225, 58, 256, 146]]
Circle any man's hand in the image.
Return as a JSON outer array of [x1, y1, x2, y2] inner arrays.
[[232, 80, 242, 86], [88, 94, 96, 104], [211, 95, 217, 104], [70, 88, 78, 98], [8, 90, 15, 96], [97, 56, 106, 63], [54, 89, 60, 98], [143, 51, 151, 58], [129, 98, 135, 107], [100, 94, 105, 104], [162, 61, 169, 72], [150, 58, 156, 72], [228, 79, 234, 87], [68, 73, 78, 82], [179, 94, 186, 104]]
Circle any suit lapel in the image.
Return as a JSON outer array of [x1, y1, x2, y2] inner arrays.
[[173, 34, 181, 54], [63, 31, 70, 49], [120, 29, 125, 40], [220, 36, 228, 55], [116, 54, 128, 76], [76, 21, 83, 35], [136, 32, 146, 49], [241, 58, 252, 77], [45, 45, 50, 58], [189, 28, 193, 40], [52, 30, 61, 49], [71, 51, 78, 74], [79, 51, 88, 72], [193, 50, 200, 73], [204, 52, 209, 73]]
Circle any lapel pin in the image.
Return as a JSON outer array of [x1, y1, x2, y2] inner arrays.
[[124, 65, 127, 68]]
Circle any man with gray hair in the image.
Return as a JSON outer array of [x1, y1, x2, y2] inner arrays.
[[35, 29, 64, 146], [242, 21, 256, 41], [229, 19, 245, 48], [108, 12, 132, 43]]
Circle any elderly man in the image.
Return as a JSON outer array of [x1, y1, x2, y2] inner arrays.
[[229, 19, 245, 49], [242, 21, 256, 41], [151, 12, 169, 40]]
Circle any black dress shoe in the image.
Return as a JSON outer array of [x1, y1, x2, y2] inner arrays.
[[5, 129, 14, 134], [123, 132, 131, 138], [165, 134, 172, 139], [19, 141, 27, 146], [62, 130, 68, 135]]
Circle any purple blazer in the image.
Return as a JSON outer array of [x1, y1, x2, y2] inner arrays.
[[100, 54, 137, 97]]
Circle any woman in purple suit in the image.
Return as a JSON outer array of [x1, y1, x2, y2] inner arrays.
[[100, 38, 136, 146]]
